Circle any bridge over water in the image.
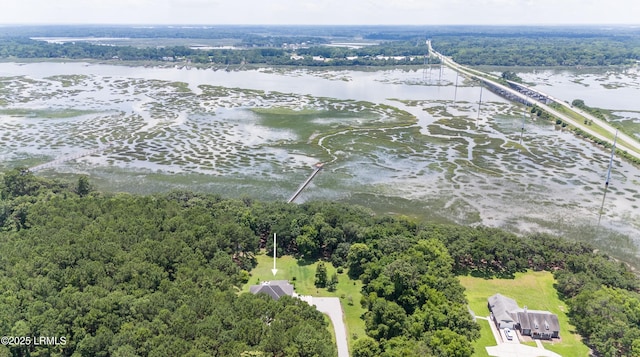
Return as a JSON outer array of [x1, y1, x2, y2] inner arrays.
[[428, 40, 640, 160]]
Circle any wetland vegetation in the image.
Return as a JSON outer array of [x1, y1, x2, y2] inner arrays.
[[2, 25, 640, 357], [1, 60, 639, 266]]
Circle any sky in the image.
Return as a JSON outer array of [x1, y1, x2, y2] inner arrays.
[[1, 0, 639, 26]]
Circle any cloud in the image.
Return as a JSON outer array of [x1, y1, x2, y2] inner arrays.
[[0, 0, 638, 25], [168, 0, 220, 8]]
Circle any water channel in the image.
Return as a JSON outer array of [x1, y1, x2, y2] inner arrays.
[[0, 62, 638, 260]]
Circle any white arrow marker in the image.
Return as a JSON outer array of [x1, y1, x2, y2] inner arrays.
[[271, 233, 278, 276]]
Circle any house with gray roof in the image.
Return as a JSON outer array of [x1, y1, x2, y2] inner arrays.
[[488, 293, 560, 340], [487, 293, 519, 329], [249, 280, 295, 300], [514, 308, 560, 339]]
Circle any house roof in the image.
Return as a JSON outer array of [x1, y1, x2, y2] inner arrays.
[[515, 310, 560, 333], [488, 293, 519, 324], [488, 294, 560, 333], [249, 280, 294, 300]]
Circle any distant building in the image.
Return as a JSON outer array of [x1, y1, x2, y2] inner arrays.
[[249, 280, 295, 300], [488, 293, 560, 340]]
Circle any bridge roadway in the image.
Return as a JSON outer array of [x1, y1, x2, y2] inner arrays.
[[427, 41, 640, 161]]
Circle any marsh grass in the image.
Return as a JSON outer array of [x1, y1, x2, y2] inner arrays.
[[2, 69, 639, 271], [0, 108, 99, 118], [44, 74, 89, 87]]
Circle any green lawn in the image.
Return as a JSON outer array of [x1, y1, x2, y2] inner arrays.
[[243, 253, 366, 353], [459, 270, 589, 357], [470, 319, 493, 357]]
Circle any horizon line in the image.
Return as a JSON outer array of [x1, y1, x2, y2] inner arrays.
[[1, 23, 639, 28]]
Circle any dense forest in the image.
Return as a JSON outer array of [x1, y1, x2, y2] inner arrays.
[[1, 169, 640, 356], [433, 36, 640, 66], [0, 38, 427, 66], [1, 25, 640, 66], [0, 170, 335, 357]]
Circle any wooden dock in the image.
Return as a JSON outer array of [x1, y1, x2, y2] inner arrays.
[[288, 163, 323, 203], [29, 142, 114, 172]]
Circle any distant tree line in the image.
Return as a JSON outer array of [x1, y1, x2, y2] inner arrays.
[[3, 25, 640, 67], [432, 36, 640, 66], [0, 37, 430, 67], [0, 25, 330, 47], [1, 168, 640, 356], [4, 35, 638, 67]]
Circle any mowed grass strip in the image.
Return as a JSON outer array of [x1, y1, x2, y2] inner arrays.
[[459, 270, 589, 357], [471, 319, 493, 357], [243, 253, 366, 352]]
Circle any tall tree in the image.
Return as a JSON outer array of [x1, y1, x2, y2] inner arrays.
[[315, 262, 327, 288], [76, 175, 92, 197]]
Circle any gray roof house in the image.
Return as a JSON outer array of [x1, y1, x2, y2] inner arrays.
[[249, 280, 295, 300], [514, 309, 560, 340], [488, 293, 560, 340], [488, 293, 519, 329]]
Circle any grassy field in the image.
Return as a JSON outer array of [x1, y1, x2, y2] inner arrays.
[[459, 270, 589, 357], [471, 319, 494, 357], [243, 252, 366, 352]]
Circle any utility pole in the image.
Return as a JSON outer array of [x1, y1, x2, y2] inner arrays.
[[598, 130, 618, 228], [476, 85, 483, 127]]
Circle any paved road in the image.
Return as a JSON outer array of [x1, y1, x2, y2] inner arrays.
[[547, 92, 640, 153], [428, 41, 640, 161], [313, 297, 349, 357], [486, 343, 562, 357]]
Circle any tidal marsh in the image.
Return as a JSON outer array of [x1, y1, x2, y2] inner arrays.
[[0, 63, 638, 262]]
